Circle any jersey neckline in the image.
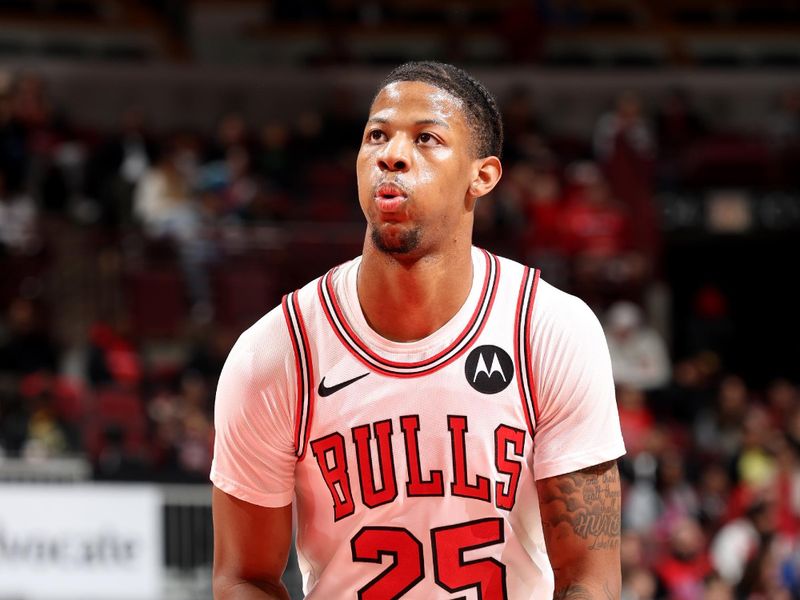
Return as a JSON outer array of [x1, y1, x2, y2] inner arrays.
[[317, 247, 500, 378]]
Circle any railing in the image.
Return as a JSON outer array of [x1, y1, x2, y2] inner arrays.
[[0, 459, 303, 600], [0, 456, 91, 483]]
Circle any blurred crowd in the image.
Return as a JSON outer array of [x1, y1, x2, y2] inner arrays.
[[2, 69, 800, 598], [613, 326, 800, 600]]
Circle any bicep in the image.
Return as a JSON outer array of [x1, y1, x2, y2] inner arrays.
[[212, 486, 293, 594], [531, 290, 625, 479], [536, 460, 621, 594]]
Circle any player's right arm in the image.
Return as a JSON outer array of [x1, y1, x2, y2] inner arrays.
[[527, 282, 626, 598], [209, 307, 300, 599], [212, 490, 292, 599]]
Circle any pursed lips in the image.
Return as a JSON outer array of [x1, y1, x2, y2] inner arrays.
[[374, 182, 409, 214]]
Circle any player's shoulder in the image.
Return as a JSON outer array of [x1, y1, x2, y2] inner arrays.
[[223, 301, 294, 385], [532, 276, 605, 344]]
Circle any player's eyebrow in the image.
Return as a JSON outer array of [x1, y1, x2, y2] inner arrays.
[[367, 117, 450, 128], [414, 118, 449, 128]]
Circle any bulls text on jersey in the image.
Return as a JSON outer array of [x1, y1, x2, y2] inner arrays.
[[309, 413, 526, 521]]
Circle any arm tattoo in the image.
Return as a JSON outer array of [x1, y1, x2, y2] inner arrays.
[[540, 460, 621, 552], [553, 579, 616, 599], [553, 581, 616, 600], [553, 583, 592, 599]]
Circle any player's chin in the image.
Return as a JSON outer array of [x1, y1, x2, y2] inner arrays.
[[370, 224, 421, 255]]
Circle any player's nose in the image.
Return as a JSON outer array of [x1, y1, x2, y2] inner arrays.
[[377, 133, 411, 173]]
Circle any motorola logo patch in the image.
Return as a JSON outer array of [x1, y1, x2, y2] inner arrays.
[[464, 345, 514, 394]]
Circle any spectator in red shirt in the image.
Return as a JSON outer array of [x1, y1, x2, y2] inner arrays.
[[656, 516, 712, 600], [560, 161, 647, 301]]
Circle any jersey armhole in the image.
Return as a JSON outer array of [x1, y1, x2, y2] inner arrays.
[[514, 267, 540, 438], [281, 291, 315, 461]]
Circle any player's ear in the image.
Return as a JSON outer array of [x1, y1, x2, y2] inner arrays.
[[468, 156, 502, 202]]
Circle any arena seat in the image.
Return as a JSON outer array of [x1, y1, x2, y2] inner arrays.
[[126, 268, 188, 338]]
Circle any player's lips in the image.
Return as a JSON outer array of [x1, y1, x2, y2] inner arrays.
[[374, 183, 408, 213]]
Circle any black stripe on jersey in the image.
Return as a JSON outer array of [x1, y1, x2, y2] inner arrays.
[[317, 249, 500, 378], [282, 291, 314, 459], [514, 267, 540, 436]]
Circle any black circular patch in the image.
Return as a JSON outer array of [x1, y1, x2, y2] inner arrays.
[[464, 345, 514, 394]]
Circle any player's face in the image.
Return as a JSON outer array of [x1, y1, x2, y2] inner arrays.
[[357, 81, 477, 258]]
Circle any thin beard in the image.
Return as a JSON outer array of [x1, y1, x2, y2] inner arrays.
[[370, 226, 421, 255]]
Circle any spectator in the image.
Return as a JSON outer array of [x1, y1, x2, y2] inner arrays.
[[133, 140, 197, 239], [655, 516, 712, 600], [0, 298, 57, 377], [594, 91, 655, 163], [733, 406, 778, 493], [655, 450, 701, 539], [256, 121, 293, 188], [765, 379, 799, 431], [501, 163, 567, 280], [86, 322, 142, 387], [0, 169, 39, 255], [697, 463, 733, 531], [694, 375, 750, 463], [617, 385, 656, 457], [133, 138, 215, 311], [86, 106, 156, 227], [594, 91, 660, 266], [711, 498, 777, 586], [605, 301, 671, 391], [772, 435, 800, 539], [560, 162, 648, 301], [204, 112, 250, 163], [198, 145, 258, 219]]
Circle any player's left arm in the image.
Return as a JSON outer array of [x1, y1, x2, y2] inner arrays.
[[537, 459, 621, 600]]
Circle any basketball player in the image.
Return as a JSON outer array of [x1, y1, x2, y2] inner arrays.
[[211, 62, 625, 599]]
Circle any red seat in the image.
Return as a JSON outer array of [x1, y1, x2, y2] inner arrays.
[[212, 263, 278, 329], [126, 268, 187, 337], [81, 386, 147, 460]]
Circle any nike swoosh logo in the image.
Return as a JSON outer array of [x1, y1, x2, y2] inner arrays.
[[317, 372, 370, 397]]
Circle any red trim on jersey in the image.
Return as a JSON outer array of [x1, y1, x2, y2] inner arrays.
[[526, 270, 541, 423], [326, 249, 492, 368], [281, 294, 305, 457], [514, 268, 535, 437], [292, 291, 315, 461], [317, 249, 499, 378]]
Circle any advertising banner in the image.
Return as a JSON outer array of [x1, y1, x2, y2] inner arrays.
[[0, 484, 162, 600]]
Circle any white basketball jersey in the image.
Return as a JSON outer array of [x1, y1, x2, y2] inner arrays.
[[211, 246, 625, 600]]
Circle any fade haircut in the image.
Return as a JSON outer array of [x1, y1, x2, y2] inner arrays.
[[376, 61, 504, 159]]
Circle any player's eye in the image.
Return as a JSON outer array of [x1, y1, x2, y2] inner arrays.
[[416, 132, 439, 146], [367, 129, 386, 142]]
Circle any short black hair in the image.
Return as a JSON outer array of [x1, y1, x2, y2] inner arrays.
[[375, 61, 503, 159]]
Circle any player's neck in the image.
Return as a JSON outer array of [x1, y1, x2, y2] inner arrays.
[[357, 241, 474, 343]]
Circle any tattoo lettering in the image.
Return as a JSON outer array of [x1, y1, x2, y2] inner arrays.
[[540, 460, 621, 551]]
